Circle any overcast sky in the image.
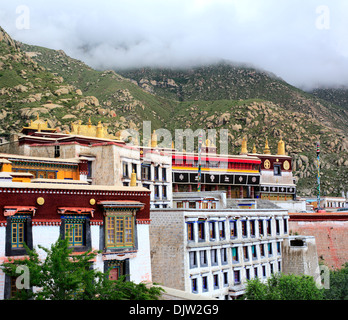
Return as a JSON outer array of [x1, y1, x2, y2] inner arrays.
[[0, 0, 348, 90]]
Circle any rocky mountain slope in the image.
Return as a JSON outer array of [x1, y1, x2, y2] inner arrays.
[[310, 86, 348, 111], [118, 65, 348, 136], [1, 26, 348, 197]]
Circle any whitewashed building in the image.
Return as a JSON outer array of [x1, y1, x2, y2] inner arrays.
[[150, 192, 289, 299]]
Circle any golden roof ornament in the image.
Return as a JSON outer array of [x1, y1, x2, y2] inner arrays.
[[70, 119, 116, 140], [151, 130, 157, 148], [22, 114, 55, 134], [240, 137, 248, 155], [263, 138, 271, 154], [277, 138, 286, 155], [252, 144, 257, 154], [96, 121, 103, 138], [130, 169, 137, 187]]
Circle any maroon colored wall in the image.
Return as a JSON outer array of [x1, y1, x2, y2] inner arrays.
[[289, 213, 348, 269], [0, 185, 150, 223]]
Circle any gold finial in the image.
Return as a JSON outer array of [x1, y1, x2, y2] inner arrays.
[[240, 137, 248, 155], [96, 121, 103, 138], [115, 131, 121, 140], [252, 144, 257, 154], [263, 138, 271, 154], [151, 130, 157, 148], [133, 135, 139, 146], [277, 138, 286, 155], [171, 140, 175, 149], [130, 169, 137, 187], [88, 117, 92, 128]]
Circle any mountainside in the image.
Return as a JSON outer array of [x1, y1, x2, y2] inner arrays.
[[1, 26, 348, 197], [310, 87, 348, 110], [19, 42, 176, 131], [118, 65, 348, 136]]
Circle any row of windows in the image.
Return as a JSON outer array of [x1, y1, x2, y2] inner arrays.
[[141, 184, 168, 200], [140, 164, 167, 181], [176, 201, 217, 209], [6, 214, 135, 256], [189, 243, 282, 269], [191, 261, 282, 294], [123, 162, 169, 182], [186, 218, 288, 242]]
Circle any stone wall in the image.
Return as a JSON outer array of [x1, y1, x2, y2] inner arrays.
[[149, 210, 185, 290], [282, 235, 320, 284]]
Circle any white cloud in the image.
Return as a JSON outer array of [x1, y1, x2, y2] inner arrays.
[[0, 0, 348, 89]]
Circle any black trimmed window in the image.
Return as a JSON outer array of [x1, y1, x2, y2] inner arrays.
[[5, 208, 34, 257], [64, 216, 87, 247], [274, 164, 281, 176], [58, 208, 93, 252], [60, 214, 91, 252]]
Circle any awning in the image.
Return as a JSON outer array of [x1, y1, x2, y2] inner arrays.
[[57, 207, 95, 217], [97, 200, 145, 213], [4, 206, 37, 217]]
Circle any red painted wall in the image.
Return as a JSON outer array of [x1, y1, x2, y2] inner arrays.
[[289, 213, 348, 269], [0, 185, 150, 223]]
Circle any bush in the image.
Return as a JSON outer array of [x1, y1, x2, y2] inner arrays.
[[245, 273, 324, 300]]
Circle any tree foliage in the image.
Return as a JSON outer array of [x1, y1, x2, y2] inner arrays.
[[245, 273, 324, 300], [1, 238, 163, 300], [323, 263, 348, 300]]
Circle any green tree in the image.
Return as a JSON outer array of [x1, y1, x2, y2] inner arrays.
[[245, 273, 324, 300], [323, 263, 348, 300], [1, 238, 163, 300]]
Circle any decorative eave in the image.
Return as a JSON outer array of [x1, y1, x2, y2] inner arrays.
[[57, 207, 95, 217], [3, 206, 37, 217], [97, 200, 145, 215]]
